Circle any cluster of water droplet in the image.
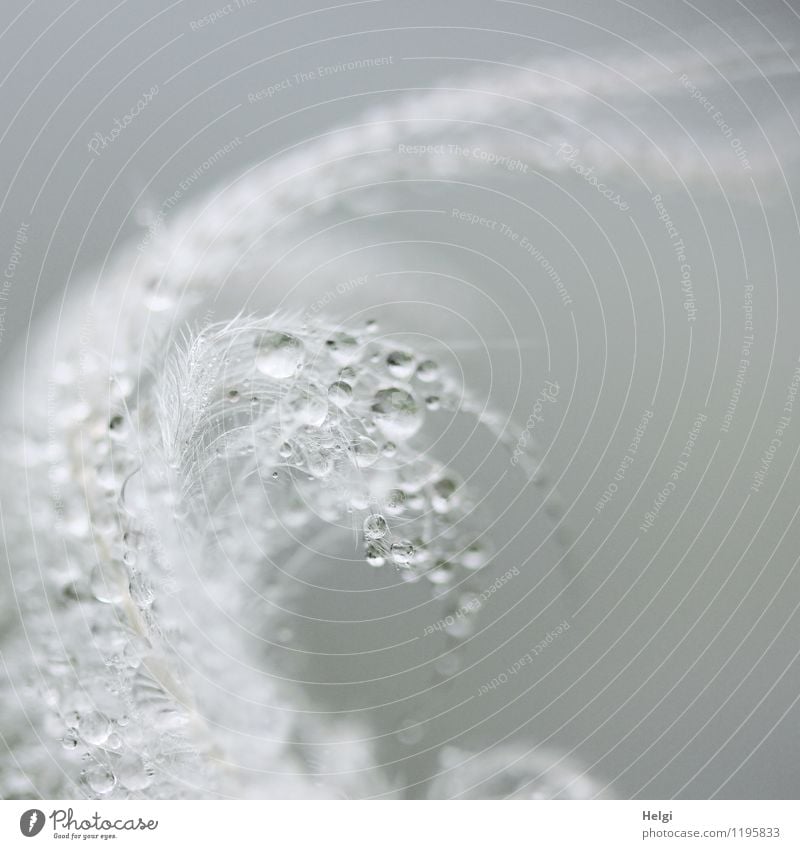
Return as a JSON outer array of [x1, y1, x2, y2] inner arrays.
[[159, 316, 491, 594], [0, 306, 508, 800]]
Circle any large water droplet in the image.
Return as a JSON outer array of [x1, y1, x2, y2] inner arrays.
[[363, 514, 388, 541], [79, 712, 111, 745], [328, 381, 353, 407], [432, 477, 459, 513], [350, 435, 379, 468], [391, 540, 415, 566], [427, 559, 455, 585], [385, 489, 406, 515], [255, 332, 305, 379], [371, 388, 423, 440], [117, 754, 153, 791], [85, 764, 116, 794], [386, 350, 415, 379], [416, 359, 439, 383], [90, 561, 128, 604], [282, 387, 328, 427], [461, 543, 488, 570], [365, 543, 386, 567], [325, 332, 360, 365]]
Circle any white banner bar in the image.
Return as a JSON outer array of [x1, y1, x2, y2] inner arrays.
[[0, 800, 797, 848]]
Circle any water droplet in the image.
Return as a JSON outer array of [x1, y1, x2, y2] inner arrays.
[[79, 712, 111, 745], [444, 607, 474, 638], [61, 730, 79, 749], [325, 332, 360, 365], [108, 415, 127, 441], [405, 491, 426, 512], [386, 350, 415, 379], [386, 489, 406, 515], [282, 386, 329, 427], [117, 754, 153, 791], [350, 435, 379, 468], [143, 289, 174, 312], [255, 332, 305, 379], [425, 395, 440, 411], [90, 561, 128, 604], [129, 574, 155, 609], [371, 388, 423, 440], [461, 543, 487, 570], [123, 636, 150, 668], [365, 543, 386, 567], [328, 381, 353, 407], [432, 477, 459, 513], [363, 514, 388, 541], [122, 550, 137, 567], [279, 441, 293, 459], [349, 490, 370, 510], [427, 559, 455, 585], [86, 764, 116, 794], [226, 388, 241, 403], [382, 441, 397, 457], [305, 447, 334, 479], [391, 540, 415, 566], [416, 359, 439, 383]]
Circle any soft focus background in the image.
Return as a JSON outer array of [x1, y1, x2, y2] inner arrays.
[[1, 0, 800, 799]]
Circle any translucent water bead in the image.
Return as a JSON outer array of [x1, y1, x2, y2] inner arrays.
[[78, 712, 111, 745], [85, 764, 116, 795], [363, 514, 388, 541], [390, 540, 415, 566], [386, 350, 415, 379], [324, 331, 360, 365], [415, 359, 439, 383], [365, 544, 386, 567], [431, 477, 459, 513], [117, 754, 153, 791], [255, 332, 305, 379], [327, 380, 353, 407], [371, 387, 423, 440], [90, 561, 128, 604]]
